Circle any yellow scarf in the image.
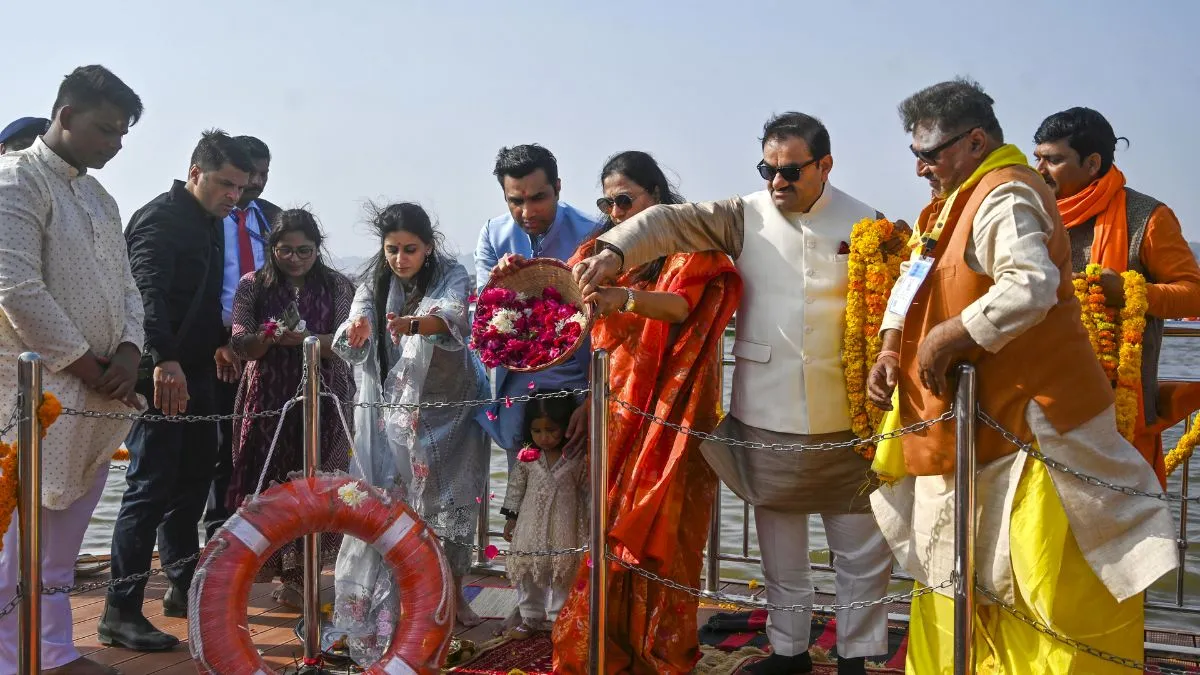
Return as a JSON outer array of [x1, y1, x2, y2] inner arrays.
[[907, 144, 1031, 255], [875, 144, 1030, 483]]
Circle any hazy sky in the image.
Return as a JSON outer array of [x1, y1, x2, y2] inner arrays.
[[4, 1, 1196, 262]]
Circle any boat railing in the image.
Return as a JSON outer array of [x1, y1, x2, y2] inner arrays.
[[9, 320, 1200, 672]]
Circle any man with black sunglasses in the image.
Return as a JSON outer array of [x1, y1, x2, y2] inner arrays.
[[572, 112, 902, 675], [865, 78, 1175, 673]]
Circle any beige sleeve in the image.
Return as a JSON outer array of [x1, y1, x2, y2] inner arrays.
[[959, 181, 1061, 353], [597, 197, 746, 270]]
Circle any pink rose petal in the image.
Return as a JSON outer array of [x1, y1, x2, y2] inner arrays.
[[485, 545, 499, 560]]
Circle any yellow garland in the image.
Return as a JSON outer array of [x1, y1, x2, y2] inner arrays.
[[0, 392, 62, 555], [842, 218, 908, 459], [1166, 413, 1200, 476], [1074, 264, 1146, 444]]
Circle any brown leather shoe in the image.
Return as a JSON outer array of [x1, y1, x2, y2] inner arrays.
[[42, 656, 122, 674]]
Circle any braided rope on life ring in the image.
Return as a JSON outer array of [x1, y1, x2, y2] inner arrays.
[[187, 472, 454, 674]]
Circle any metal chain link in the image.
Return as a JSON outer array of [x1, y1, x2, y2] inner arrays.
[[607, 551, 953, 612], [42, 552, 202, 597], [353, 387, 589, 412], [0, 592, 19, 619], [442, 537, 588, 558], [0, 404, 19, 439], [614, 398, 955, 453], [978, 410, 1200, 503], [60, 405, 289, 424]]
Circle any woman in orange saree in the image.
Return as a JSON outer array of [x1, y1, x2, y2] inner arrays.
[[552, 151, 741, 674]]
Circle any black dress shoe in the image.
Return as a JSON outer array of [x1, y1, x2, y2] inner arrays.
[[838, 656, 867, 675], [744, 651, 813, 674], [97, 605, 180, 651], [162, 584, 187, 618]]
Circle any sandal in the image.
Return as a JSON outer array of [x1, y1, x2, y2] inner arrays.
[[503, 621, 538, 641]]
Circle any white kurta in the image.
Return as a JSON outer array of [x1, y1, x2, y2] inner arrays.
[[871, 181, 1177, 603], [0, 138, 145, 509]]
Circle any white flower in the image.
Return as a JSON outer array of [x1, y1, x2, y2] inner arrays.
[[556, 311, 587, 332], [295, 319, 307, 332], [338, 482, 368, 508], [487, 309, 519, 334]]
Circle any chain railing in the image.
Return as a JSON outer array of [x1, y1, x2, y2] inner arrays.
[[9, 344, 1200, 673]]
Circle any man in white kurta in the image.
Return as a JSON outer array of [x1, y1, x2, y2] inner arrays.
[[0, 65, 145, 675], [573, 113, 898, 675]]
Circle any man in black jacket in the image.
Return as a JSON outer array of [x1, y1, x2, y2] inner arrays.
[[203, 134, 280, 539], [99, 130, 253, 650]]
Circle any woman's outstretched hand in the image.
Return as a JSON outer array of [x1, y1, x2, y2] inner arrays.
[[346, 316, 370, 349]]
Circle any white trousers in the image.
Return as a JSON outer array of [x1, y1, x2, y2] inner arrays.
[[516, 574, 567, 625], [753, 507, 893, 659], [0, 466, 108, 674]]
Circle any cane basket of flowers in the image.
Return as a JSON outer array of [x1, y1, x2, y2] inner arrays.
[[470, 258, 593, 372]]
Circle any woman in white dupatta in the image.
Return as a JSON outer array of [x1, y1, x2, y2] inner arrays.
[[331, 202, 490, 664]]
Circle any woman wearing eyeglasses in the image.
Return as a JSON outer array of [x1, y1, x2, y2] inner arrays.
[[223, 207, 356, 607], [551, 151, 742, 674]]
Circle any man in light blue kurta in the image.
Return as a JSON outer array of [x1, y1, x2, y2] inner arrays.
[[474, 144, 597, 464]]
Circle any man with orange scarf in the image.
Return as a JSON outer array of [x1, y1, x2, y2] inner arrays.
[[1034, 107, 1200, 486]]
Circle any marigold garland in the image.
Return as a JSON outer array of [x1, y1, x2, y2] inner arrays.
[[1073, 264, 1146, 444], [0, 392, 63, 555], [842, 218, 908, 459], [1166, 413, 1200, 476]]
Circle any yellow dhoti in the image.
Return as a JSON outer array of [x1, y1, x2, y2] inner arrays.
[[905, 459, 1143, 674]]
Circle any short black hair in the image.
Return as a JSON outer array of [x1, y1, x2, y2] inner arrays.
[[761, 112, 831, 158], [51, 65, 143, 126], [898, 77, 1004, 143], [493, 144, 559, 187], [189, 129, 256, 174], [1033, 107, 1126, 176], [235, 135, 271, 162]]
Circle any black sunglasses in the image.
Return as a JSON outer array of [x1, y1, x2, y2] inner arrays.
[[596, 193, 636, 214], [910, 127, 978, 165], [757, 158, 819, 183]]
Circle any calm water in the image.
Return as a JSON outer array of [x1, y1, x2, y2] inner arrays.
[[82, 336, 1200, 630]]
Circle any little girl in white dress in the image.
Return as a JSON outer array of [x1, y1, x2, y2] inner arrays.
[[500, 392, 589, 639]]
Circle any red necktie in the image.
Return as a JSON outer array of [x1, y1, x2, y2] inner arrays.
[[236, 209, 255, 277]]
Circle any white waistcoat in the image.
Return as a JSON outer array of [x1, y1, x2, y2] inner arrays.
[[729, 186, 877, 435]]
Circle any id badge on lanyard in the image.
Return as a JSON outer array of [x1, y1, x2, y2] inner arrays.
[[885, 255, 934, 316]]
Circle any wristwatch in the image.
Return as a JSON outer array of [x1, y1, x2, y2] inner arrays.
[[409, 319, 421, 335], [621, 288, 636, 313]]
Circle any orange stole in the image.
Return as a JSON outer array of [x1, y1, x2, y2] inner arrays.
[[551, 250, 741, 674]]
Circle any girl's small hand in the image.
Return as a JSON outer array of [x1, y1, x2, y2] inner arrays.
[[346, 316, 370, 349], [503, 518, 516, 542]]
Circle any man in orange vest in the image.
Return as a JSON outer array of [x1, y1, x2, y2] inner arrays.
[[866, 78, 1176, 673], [1033, 107, 1200, 486]]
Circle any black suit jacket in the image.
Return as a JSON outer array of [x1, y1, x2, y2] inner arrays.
[[126, 180, 226, 369], [257, 197, 282, 230]]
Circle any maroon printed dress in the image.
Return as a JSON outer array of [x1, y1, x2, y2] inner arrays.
[[225, 271, 356, 583]]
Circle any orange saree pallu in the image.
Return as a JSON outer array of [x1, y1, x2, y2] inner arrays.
[[551, 251, 741, 674]]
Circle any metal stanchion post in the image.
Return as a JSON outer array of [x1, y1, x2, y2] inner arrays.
[[587, 350, 610, 675], [17, 353, 43, 675], [300, 337, 323, 672], [953, 364, 977, 675]]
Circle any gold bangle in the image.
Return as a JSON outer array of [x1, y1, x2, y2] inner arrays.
[[621, 288, 636, 313]]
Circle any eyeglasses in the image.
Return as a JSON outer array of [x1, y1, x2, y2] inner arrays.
[[596, 193, 636, 214], [274, 245, 316, 260], [910, 127, 978, 165], [757, 158, 819, 183]]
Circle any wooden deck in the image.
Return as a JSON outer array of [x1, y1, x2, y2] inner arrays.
[[64, 558, 786, 674]]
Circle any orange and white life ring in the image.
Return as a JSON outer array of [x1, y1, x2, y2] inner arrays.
[[188, 473, 454, 674]]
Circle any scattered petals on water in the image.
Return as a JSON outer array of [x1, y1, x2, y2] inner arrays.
[[485, 545, 499, 560]]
